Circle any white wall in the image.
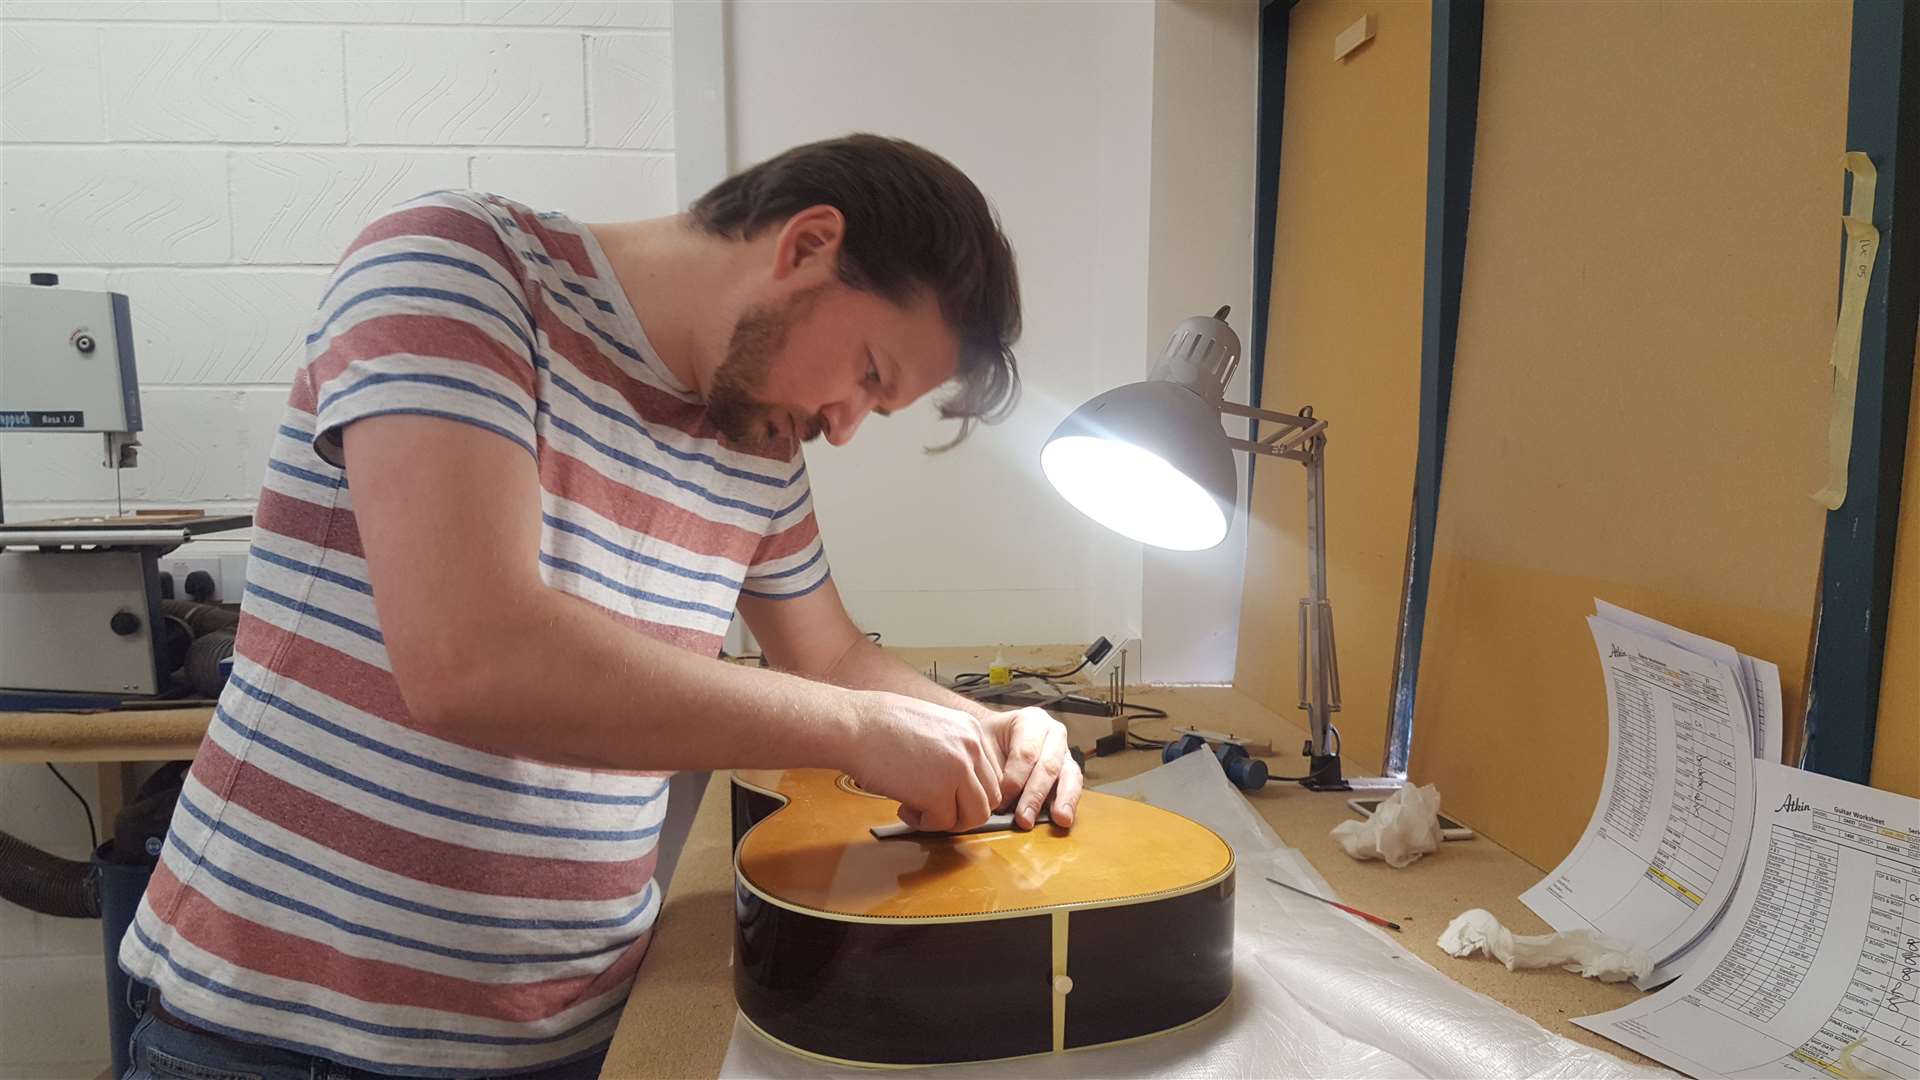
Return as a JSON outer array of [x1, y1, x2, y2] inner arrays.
[[0, 2, 684, 1073], [728, 0, 1257, 672], [1141, 0, 1257, 683], [728, 0, 1157, 650], [0, 0, 679, 524]]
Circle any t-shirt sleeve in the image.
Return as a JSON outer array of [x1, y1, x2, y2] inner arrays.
[[304, 192, 540, 469], [742, 453, 832, 601]]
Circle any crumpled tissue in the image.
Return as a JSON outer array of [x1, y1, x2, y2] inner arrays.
[[1437, 908, 1652, 983], [1329, 782, 1442, 867]]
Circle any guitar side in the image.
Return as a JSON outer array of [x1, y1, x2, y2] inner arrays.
[[729, 773, 1235, 1067]]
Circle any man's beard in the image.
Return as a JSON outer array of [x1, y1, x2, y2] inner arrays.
[[707, 286, 826, 451]]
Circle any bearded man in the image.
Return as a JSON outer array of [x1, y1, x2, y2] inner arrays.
[[119, 134, 1081, 1079]]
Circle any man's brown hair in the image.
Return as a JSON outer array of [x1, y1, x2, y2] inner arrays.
[[689, 134, 1021, 447]]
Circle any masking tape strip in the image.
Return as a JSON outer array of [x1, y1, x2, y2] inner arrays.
[[1813, 151, 1881, 510]]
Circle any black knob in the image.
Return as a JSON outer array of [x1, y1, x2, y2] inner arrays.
[[74, 334, 95, 354], [29, 272, 58, 286], [109, 611, 142, 636], [184, 570, 216, 602]]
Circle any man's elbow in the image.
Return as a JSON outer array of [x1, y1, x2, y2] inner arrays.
[[387, 631, 512, 742]]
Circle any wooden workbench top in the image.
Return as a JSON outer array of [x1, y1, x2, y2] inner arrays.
[[603, 680, 1653, 1078], [0, 649, 1652, 1074], [0, 704, 211, 763]]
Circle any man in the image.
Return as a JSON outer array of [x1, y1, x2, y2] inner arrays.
[[120, 135, 1083, 1078]]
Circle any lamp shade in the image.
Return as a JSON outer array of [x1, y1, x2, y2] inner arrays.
[[1041, 379, 1237, 551]]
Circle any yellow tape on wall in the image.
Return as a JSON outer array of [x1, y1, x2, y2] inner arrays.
[[1812, 151, 1880, 511]]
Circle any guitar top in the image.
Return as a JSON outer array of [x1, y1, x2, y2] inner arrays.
[[732, 768, 1234, 919]]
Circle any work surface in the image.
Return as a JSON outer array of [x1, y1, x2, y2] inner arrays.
[[605, 673, 1655, 1077], [0, 650, 1654, 1076]]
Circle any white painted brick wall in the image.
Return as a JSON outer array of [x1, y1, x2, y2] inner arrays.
[[229, 149, 473, 262], [346, 29, 586, 146], [0, 24, 105, 142], [0, 3, 680, 1068], [0, 0, 677, 525], [102, 25, 347, 143]]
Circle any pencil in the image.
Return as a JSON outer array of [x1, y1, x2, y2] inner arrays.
[[1265, 876, 1402, 932]]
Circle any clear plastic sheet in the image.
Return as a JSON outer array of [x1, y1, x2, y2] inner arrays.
[[720, 752, 1669, 1078]]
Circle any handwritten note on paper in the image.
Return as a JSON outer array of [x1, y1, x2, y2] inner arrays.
[[1575, 762, 1920, 1079], [1520, 616, 1757, 971]]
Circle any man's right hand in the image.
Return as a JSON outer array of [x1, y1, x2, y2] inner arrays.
[[844, 691, 1004, 833]]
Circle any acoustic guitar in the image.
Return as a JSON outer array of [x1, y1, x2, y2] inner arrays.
[[730, 769, 1235, 1067]]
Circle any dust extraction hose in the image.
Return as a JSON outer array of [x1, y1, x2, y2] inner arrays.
[[0, 828, 101, 919]]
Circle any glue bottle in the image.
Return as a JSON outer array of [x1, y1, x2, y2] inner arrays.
[[987, 648, 1012, 686]]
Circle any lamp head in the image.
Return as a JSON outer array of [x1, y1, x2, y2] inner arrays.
[[1041, 308, 1242, 551]]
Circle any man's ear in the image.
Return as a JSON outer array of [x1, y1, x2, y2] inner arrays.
[[770, 205, 845, 284]]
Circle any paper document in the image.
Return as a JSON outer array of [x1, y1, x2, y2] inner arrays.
[[1594, 599, 1784, 766], [1575, 761, 1920, 1079], [1521, 616, 1756, 970], [1588, 601, 1785, 987]]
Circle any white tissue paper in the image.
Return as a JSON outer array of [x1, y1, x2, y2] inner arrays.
[[720, 752, 1667, 1078], [1329, 782, 1444, 867], [1438, 908, 1653, 983]]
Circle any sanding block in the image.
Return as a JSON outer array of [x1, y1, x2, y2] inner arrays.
[[870, 808, 1055, 839]]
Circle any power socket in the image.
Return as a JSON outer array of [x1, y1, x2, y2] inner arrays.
[[159, 540, 250, 604], [1085, 634, 1140, 682]]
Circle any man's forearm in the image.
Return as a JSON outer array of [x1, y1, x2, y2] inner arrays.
[[824, 638, 999, 722], [409, 586, 865, 773]]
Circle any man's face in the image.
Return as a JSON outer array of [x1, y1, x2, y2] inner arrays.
[[707, 279, 962, 453]]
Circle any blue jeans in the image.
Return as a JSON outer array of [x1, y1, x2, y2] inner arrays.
[[124, 1007, 611, 1080]]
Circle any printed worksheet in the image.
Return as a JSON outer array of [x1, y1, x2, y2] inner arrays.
[[1521, 617, 1756, 966], [1591, 600, 1786, 988], [1594, 599, 1783, 766], [1576, 762, 1920, 1079]]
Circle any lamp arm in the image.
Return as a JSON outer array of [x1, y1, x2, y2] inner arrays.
[[1217, 399, 1316, 427], [1218, 401, 1328, 462], [1218, 399, 1348, 788]]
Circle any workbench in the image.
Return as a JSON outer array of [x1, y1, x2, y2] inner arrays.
[[0, 648, 1655, 1076]]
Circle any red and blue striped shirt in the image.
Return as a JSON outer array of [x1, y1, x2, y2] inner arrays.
[[120, 192, 829, 1075]]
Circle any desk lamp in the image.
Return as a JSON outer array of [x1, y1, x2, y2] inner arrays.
[[1041, 306, 1348, 790]]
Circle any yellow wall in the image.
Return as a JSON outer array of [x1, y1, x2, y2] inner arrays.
[[1872, 325, 1920, 798], [1234, 0, 1430, 774], [1404, 1, 1850, 870]]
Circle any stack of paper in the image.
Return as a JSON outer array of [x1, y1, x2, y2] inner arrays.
[[1576, 762, 1920, 1079], [1521, 602, 1778, 988], [1511, 601, 1920, 1080]]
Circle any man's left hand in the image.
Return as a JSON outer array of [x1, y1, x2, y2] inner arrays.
[[989, 706, 1083, 830]]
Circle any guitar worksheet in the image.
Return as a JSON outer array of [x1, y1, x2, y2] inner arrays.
[[1593, 599, 1783, 766], [1575, 762, 1920, 1079], [1589, 600, 1785, 988], [1521, 616, 1756, 966]]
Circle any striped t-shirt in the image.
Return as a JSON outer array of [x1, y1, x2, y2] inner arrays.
[[120, 191, 830, 1075]]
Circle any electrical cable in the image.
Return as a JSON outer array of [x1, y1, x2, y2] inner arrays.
[[44, 763, 97, 849], [1120, 702, 1174, 749], [1265, 724, 1343, 782]]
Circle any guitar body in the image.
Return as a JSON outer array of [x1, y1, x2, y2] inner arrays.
[[730, 769, 1235, 1067]]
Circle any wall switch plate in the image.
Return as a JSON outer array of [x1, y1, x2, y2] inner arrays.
[[1334, 14, 1376, 61]]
